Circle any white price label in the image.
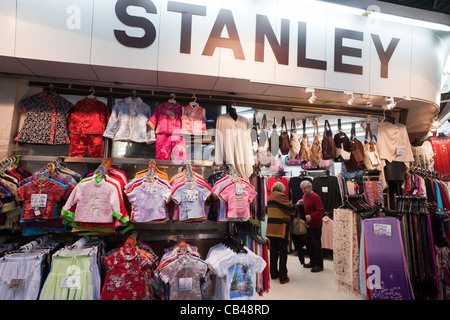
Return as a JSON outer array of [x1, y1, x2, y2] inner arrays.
[[61, 276, 81, 289], [179, 277, 193, 291], [374, 223, 392, 237], [30, 194, 47, 208], [396, 146, 405, 156], [235, 184, 246, 195], [8, 279, 25, 291], [322, 186, 328, 193], [144, 183, 157, 195], [186, 190, 198, 202]]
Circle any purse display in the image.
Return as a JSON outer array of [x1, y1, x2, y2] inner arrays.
[[279, 116, 290, 155]]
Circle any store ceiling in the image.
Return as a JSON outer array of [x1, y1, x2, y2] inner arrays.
[[375, 0, 450, 14]]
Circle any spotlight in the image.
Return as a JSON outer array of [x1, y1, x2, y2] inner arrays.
[[366, 99, 373, 108], [306, 88, 316, 104], [386, 96, 396, 109], [346, 92, 355, 105]]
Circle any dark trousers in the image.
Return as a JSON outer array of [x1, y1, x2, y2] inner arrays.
[[291, 234, 307, 265], [268, 237, 289, 281], [305, 227, 323, 268]]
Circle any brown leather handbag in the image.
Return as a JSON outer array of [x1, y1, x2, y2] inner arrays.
[[345, 123, 366, 172], [322, 120, 336, 160], [299, 119, 312, 164], [310, 120, 322, 165], [279, 116, 290, 155]]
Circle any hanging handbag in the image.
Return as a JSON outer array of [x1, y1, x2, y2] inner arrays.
[[363, 123, 381, 172], [288, 119, 300, 159], [251, 113, 259, 155], [299, 119, 312, 164], [279, 116, 290, 155], [269, 117, 280, 155], [334, 119, 351, 162], [345, 123, 366, 172], [291, 213, 307, 235], [322, 120, 336, 160], [310, 120, 322, 166], [257, 114, 271, 165]]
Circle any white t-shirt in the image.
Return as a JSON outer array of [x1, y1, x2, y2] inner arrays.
[[214, 250, 266, 300]]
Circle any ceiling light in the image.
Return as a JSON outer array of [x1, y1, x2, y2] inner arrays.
[[366, 10, 450, 32], [345, 92, 355, 105], [366, 99, 373, 108], [305, 88, 316, 104], [385, 96, 396, 109]]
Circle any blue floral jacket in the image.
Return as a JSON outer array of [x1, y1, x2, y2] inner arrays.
[[103, 97, 156, 144]]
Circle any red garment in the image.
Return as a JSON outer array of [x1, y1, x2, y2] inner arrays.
[[101, 244, 153, 300], [67, 97, 110, 134], [430, 137, 450, 181], [302, 191, 324, 228], [267, 177, 289, 197], [16, 178, 67, 221], [68, 134, 104, 158]]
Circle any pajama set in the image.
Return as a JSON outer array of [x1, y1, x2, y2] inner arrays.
[[67, 97, 110, 158], [148, 101, 186, 161], [14, 90, 73, 145]]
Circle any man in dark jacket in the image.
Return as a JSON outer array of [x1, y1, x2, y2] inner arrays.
[[298, 180, 325, 272]]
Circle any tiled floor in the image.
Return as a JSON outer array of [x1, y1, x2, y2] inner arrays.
[[258, 252, 362, 300]]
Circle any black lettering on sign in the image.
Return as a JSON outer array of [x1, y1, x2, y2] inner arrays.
[[371, 34, 400, 78], [168, 1, 206, 54], [255, 14, 289, 65], [334, 27, 363, 75], [297, 21, 326, 70], [202, 9, 245, 60], [114, 0, 157, 48]]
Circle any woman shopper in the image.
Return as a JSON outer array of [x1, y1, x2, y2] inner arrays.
[[266, 182, 298, 284], [298, 180, 325, 272]]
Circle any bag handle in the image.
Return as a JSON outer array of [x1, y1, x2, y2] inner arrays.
[[351, 122, 356, 141], [324, 120, 332, 136], [272, 117, 277, 129], [261, 114, 267, 129], [252, 113, 257, 129], [291, 119, 296, 133], [281, 116, 288, 133], [338, 119, 342, 131], [365, 123, 374, 142], [302, 119, 306, 135], [312, 120, 319, 136]]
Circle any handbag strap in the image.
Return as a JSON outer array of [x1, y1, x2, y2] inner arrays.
[[324, 120, 332, 136], [291, 119, 296, 133], [302, 119, 306, 135], [252, 113, 257, 130], [351, 122, 356, 141], [281, 116, 288, 133], [272, 117, 277, 129], [261, 114, 267, 129], [312, 120, 319, 136], [365, 123, 374, 142]]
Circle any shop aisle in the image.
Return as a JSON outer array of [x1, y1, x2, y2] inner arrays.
[[258, 252, 361, 300]]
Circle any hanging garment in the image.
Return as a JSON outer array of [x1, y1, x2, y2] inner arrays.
[[411, 140, 434, 170], [312, 175, 342, 217], [430, 136, 450, 181], [14, 90, 73, 145], [180, 104, 207, 135], [101, 237, 155, 300], [103, 96, 155, 144], [156, 241, 208, 300], [360, 217, 414, 300], [39, 246, 101, 300], [215, 114, 255, 181], [267, 176, 289, 198]]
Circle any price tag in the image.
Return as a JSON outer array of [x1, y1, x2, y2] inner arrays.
[[374, 223, 391, 237], [61, 276, 81, 289], [179, 277, 193, 291], [322, 186, 328, 193], [396, 146, 405, 156], [186, 190, 198, 202], [235, 184, 246, 195], [144, 183, 157, 195], [8, 279, 25, 291], [30, 194, 47, 208]]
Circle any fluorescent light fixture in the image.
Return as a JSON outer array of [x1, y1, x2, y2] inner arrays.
[[367, 11, 450, 32], [290, 1, 450, 32]]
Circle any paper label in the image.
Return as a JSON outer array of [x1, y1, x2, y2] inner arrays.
[[374, 223, 392, 237], [235, 184, 246, 195], [144, 183, 157, 195], [61, 276, 81, 289], [396, 146, 405, 156], [8, 279, 25, 291], [179, 277, 193, 291], [186, 190, 198, 202], [30, 194, 47, 207], [322, 186, 328, 193]]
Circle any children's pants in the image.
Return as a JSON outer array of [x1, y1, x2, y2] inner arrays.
[[156, 134, 187, 161], [68, 134, 104, 158]]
